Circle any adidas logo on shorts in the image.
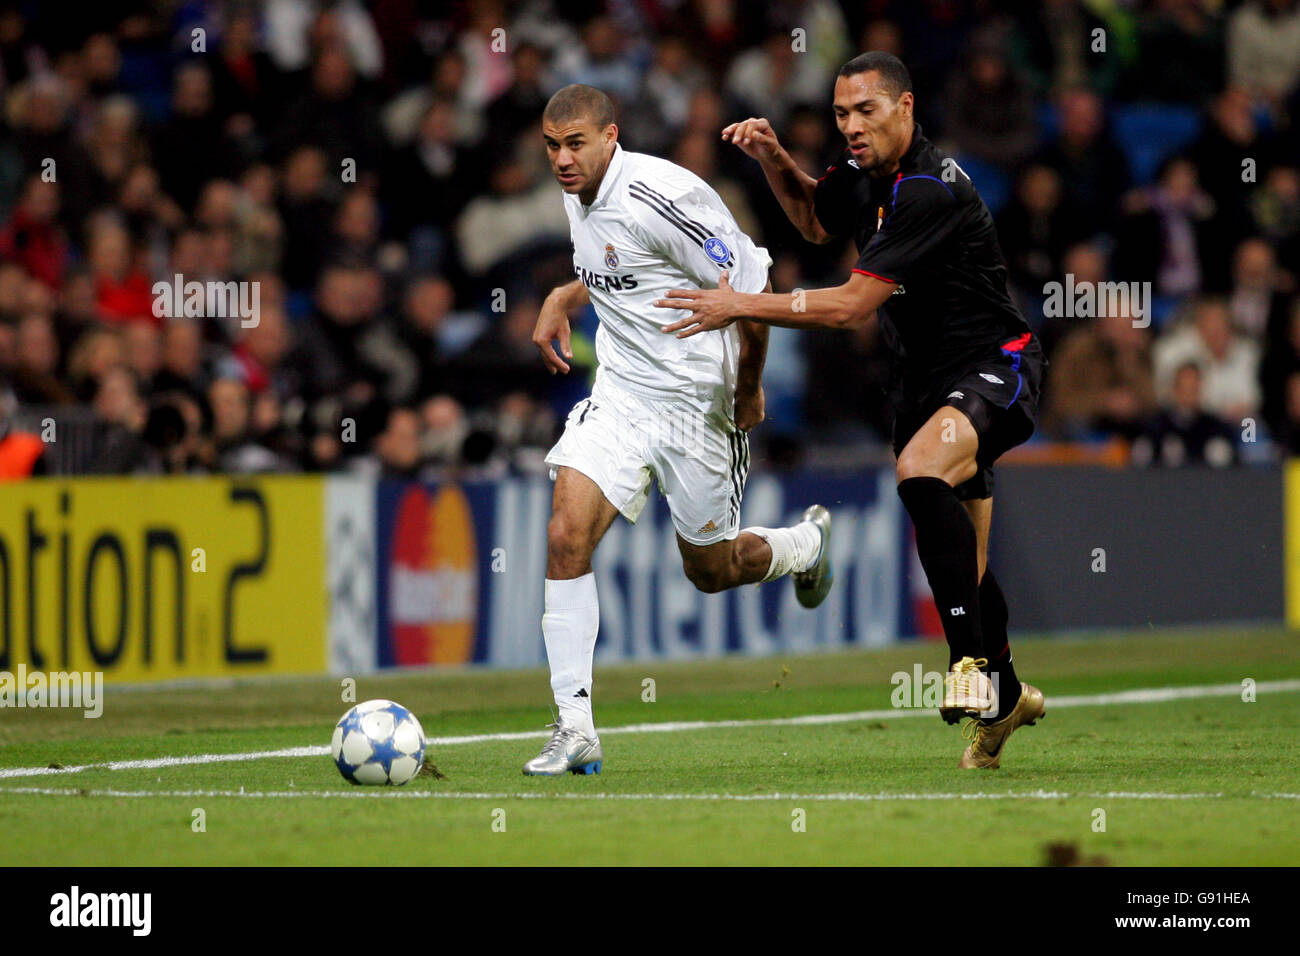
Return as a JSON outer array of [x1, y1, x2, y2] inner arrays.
[[697, 520, 718, 534]]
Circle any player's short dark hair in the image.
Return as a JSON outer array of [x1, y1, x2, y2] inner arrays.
[[838, 52, 912, 99], [543, 84, 616, 130]]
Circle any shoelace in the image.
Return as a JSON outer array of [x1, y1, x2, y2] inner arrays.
[[538, 722, 578, 757], [945, 657, 990, 698], [961, 717, 984, 742]]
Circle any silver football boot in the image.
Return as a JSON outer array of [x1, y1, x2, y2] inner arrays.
[[522, 720, 603, 776], [792, 504, 833, 609]]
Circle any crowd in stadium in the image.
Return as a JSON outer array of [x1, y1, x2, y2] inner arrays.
[[0, 0, 1298, 478]]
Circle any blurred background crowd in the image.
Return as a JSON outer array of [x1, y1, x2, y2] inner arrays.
[[0, 0, 1299, 479]]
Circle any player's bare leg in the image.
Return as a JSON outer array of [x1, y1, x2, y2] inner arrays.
[[524, 466, 618, 776], [676, 506, 833, 608], [547, 465, 620, 580], [894, 405, 995, 723], [676, 533, 771, 592]]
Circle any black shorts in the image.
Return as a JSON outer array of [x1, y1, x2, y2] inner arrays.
[[890, 333, 1045, 501]]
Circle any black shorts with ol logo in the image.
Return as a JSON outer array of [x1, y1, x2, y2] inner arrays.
[[890, 332, 1046, 501]]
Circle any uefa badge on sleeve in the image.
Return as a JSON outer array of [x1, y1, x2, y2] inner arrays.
[[704, 237, 731, 264]]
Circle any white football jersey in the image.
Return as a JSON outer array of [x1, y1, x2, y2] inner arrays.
[[562, 143, 772, 413]]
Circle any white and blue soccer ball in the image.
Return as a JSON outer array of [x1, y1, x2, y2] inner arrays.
[[331, 699, 426, 785]]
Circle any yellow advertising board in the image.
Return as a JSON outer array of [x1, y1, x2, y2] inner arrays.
[[0, 476, 326, 683]]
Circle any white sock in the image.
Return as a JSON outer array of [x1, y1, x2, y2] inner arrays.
[[743, 521, 823, 582], [542, 573, 599, 736]]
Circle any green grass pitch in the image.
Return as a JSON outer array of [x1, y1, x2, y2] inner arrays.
[[1, 626, 1297, 866]]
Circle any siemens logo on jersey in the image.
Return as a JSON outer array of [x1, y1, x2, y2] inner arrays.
[[576, 266, 639, 292]]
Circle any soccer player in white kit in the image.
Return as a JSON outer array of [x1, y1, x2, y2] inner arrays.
[[523, 85, 833, 776]]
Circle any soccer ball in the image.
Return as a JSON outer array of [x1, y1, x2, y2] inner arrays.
[[331, 699, 426, 785]]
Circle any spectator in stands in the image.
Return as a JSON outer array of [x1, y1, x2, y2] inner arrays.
[[277, 146, 335, 291], [208, 375, 285, 472], [116, 163, 185, 247], [122, 321, 163, 394], [390, 276, 454, 402], [997, 165, 1080, 302], [1249, 164, 1300, 276], [153, 318, 208, 403], [369, 406, 425, 479], [484, 42, 552, 157], [1154, 296, 1261, 423], [85, 96, 148, 200], [219, 303, 295, 399], [1035, 87, 1131, 238], [210, 4, 280, 133], [1010, 0, 1124, 98], [1128, 0, 1225, 106], [1131, 360, 1239, 467], [274, 40, 384, 172], [1188, 87, 1278, 290], [1228, 237, 1292, 342], [291, 263, 384, 404], [726, 30, 828, 129], [383, 98, 483, 276], [9, 312, 73, 405], [1114, 155, 1215, 297], [941, 34, 1038, 170], [0, 176, 68, 290], [1260, 297, 1300, 439], [1226, 0, 1300, 110], [454, 154, 568, 280], [87, 214, 154, 325], [552, 15, 642, 104], [1043, 307, 1157, 440], [451, 294, 558, 409], [11, 75, 97, 233], [622, 37, 707, 156], [264, 0, 383, 80], [87, 365, 147, 473], [326, 187, 382, 269], [152, 62, 241, 214]]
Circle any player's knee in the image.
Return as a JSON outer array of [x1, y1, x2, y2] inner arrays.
[[895, 448, 939, 484], [896, 448, 977, 488], [547, 514, 591, 569]]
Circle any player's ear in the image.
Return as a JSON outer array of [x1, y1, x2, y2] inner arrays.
[[898, 91, 914, 118], [603, 123, 619, 149]]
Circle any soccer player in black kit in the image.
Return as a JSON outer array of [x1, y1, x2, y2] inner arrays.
[[654, 52, 1046, 768]]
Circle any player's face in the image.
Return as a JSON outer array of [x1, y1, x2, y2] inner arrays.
[[832, 72, 914, 176], [543, 118, 617, 201]]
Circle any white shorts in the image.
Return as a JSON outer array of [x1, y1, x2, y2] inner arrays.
[[545, 375, 749, 545]]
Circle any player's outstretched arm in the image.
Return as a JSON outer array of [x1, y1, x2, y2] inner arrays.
[[533, 279, 590, 374], [656, 271, 889, 336], [722, 118, 831, 244]]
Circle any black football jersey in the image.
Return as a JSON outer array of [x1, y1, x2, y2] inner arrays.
[[813, 124, 1036, 396]]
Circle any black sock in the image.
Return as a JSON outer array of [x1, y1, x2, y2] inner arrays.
[[897, 477, 983, 662], [980, 568, 1022, 722]]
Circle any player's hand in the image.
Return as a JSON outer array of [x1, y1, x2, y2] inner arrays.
[[532, 295, 573, 374], [734, 384, 765, 432], [655, 271, 741, 339], [721, 117, 783, 164]]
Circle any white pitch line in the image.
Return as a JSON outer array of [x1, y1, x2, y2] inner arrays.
[[2, 786, 1297, 802], [1, 677, 1297, 783]]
